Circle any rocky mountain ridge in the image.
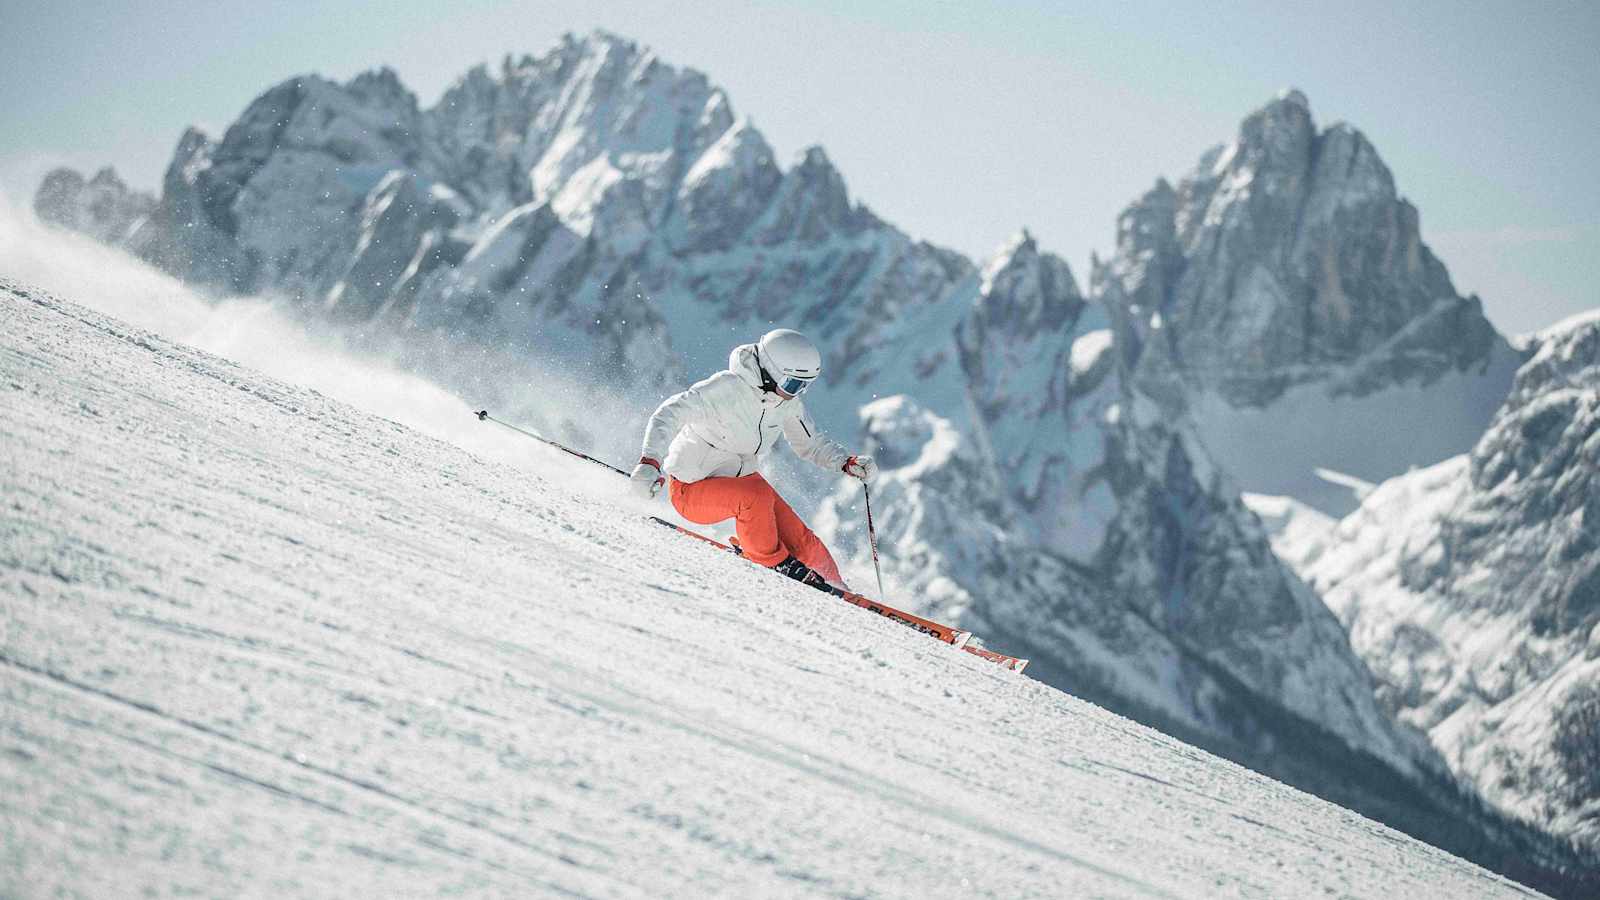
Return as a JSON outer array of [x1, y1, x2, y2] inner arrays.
[[1261, 313, 1600, 856], [1093, 89, 1522, 514]]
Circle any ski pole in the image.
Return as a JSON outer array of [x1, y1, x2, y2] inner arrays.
[[473, 409, 628, 477], [862, 482, 888, 601]]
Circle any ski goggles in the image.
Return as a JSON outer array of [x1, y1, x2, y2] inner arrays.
[[776, 374, 815, 397]]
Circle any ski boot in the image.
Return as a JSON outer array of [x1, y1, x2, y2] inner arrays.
[[774, 555, 835, 594]]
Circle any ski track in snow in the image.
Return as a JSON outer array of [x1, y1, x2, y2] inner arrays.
[[0, 283, 1540, 898]]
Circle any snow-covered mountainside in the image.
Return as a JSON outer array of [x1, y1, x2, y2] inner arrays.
[[1263, 315, 1600, 858], [1094, 89, 1521, 514], [31, 31, 1590, 887], [0, 279, 1565, 899]]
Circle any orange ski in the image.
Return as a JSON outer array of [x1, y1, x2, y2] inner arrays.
[[650, 516, 972, 649], [962, 644, 1029, 674], [833, 589, 971, 648]]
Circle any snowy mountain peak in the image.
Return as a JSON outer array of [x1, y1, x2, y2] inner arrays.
[[796, 144, 833, 170], [581, 26, 644, 56], [1236, 86, 1316, 171], [1518, 311, 1600, 394], [168, 126, 213, 172], [86, 167, 125, 189], [345, 65, 418, 110], [667, 118, 780, 253], [973, 230, 1082, 331], [1469, 318, 1599, 557], [751, 144, 870, 243], [1276, 86, 1311, 110], [1104, 88, 1502, 402], [1105, 179, 1178, 298], [979, 228, 1038, 280], [33, 165, 156, 244], [1096, 89, 1520, 512]]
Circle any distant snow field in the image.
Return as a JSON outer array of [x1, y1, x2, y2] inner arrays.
[[1, 282, 1542, 896]]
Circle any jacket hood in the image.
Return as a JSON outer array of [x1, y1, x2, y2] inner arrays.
[[728, 342, 794, 407], [729, 343, 764, 389]]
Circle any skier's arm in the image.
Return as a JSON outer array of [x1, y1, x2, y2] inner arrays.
[[632, 377, 724, 499], [782, 404, 852, 473], [639, 374, 723, 465]]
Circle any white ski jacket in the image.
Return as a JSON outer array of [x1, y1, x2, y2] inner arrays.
[[640, 343, 851, 483]]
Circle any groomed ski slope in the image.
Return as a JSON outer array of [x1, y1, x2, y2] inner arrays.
[[0, 284, 1542, 898]]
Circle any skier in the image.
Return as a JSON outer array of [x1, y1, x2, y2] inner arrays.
[[630, 329, 877, 592]]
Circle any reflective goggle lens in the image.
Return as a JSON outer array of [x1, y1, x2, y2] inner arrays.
[[779, 375, 814, 396]]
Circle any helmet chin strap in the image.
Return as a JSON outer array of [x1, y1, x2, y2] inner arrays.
[[757, 364, 780, 395]]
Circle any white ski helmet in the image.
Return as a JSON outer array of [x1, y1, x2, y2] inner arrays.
[[755, 328, 821, 397]]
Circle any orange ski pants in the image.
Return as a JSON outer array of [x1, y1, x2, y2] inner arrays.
[[669, 473, 843, 585]]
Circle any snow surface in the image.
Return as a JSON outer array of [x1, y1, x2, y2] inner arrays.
[[1526, 308, 1600, 347], [1069, 328, 1114, 379], [0, 281, 1546, 897], [1240, 492, 1337, 571], [1188, 359, 1516, 516]]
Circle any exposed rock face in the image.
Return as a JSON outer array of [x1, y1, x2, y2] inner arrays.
[[1269, 314, 1600, 855], [1103, 89, 1499, 404], [324, 170, 469, 320], [33, 167, 155, 244], [956, 233, 1116, 556], [1095, 90, 1521, 513], [153, 70, 427, 296]]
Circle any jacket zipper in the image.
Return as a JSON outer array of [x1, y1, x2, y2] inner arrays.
[[742, 408, 766, 477]]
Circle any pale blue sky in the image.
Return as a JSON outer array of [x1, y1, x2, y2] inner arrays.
[[3, 0, 1595, 334]]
